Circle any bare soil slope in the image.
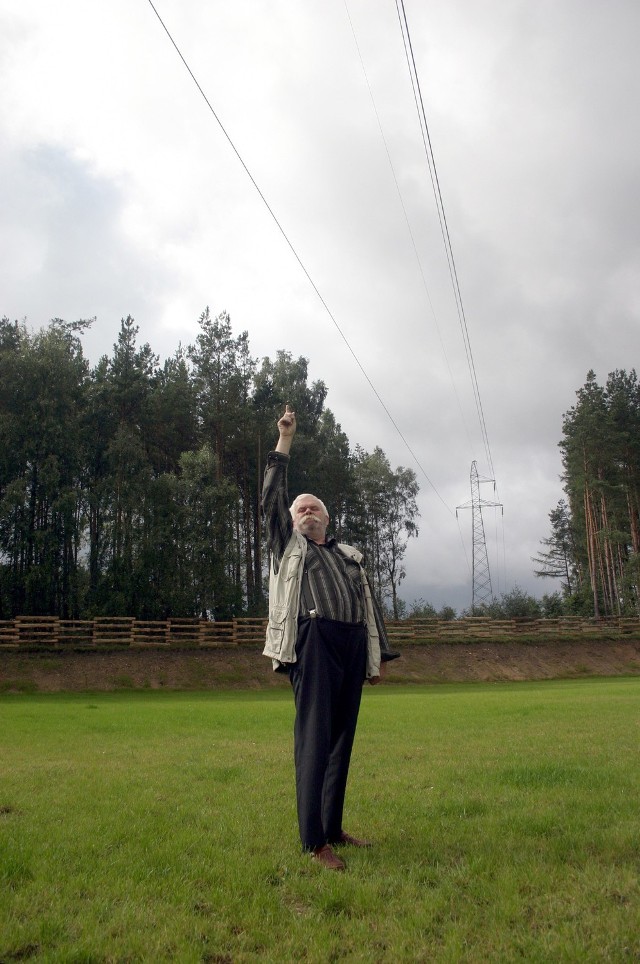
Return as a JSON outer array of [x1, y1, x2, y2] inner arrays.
[[2, 639, 640, 692]]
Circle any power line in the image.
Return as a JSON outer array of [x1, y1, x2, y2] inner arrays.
[[395, 0, 496, 483], [145, 0, 451, 510], [343, 0, 477, 460]]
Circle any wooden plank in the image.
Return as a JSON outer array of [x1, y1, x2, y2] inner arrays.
[[58, 620, 94, 646], [15, 616, 60, 646], [166, 619, 201, 646], [199, 620, 235, 648], [93, 618, 134, 646], [198, 621, 232, 645], [0, 619, 18, 647], [233, 618, 267, 646], [437, 625, 467, 636], [131, 620, 170, 647]]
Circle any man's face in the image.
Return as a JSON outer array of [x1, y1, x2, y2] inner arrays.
[[292, 496, 329, 544]]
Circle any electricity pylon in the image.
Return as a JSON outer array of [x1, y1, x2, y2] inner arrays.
[[457, 461, 503, 613]]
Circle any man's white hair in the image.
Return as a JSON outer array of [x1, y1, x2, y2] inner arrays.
[[289, 493, 329, 521]]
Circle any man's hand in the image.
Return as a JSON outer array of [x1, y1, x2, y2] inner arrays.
[[368, 662, 386, 686], [276, 404, 296, 454], [278, 404, 296, 437]]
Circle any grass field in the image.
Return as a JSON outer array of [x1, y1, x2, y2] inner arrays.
[[1, 678, 639, 962]]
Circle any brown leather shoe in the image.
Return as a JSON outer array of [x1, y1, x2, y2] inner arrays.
[[336, 831, 373, 848], [311, 844, 345, 871]]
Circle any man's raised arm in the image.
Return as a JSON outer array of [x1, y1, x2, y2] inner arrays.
[[263, 404, 296, 567], [275, 403, 296, 455]]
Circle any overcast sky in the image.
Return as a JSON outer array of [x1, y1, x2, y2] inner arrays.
[[1, 0, 639, 611]]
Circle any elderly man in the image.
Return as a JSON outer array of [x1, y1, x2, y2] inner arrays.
[[262, 404, 398, 871]]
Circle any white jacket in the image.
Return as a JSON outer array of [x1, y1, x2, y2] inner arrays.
[[263, 529, 382, 679]]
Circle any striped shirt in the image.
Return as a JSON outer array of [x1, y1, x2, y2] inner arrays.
[[263, 450, 393, 653]]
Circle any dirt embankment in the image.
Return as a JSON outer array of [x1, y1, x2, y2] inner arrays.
[[2, 639, 640, 693]]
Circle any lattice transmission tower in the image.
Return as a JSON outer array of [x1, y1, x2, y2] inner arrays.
[[457, 461, 503, 613]]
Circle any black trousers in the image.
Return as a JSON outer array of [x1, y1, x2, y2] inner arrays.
[[289, 615, 367, 851]]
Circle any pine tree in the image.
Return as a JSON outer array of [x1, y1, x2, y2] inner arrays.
[[559, 369, 640, 616], [532, 499, 581, 593]]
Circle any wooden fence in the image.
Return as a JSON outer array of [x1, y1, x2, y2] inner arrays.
[[385, 615, 640, 643], [0, 616, 267, 649], [1, 615, 640, 649]]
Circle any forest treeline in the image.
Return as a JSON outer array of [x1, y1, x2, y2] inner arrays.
[[0, 311, 419, 620], [534, 368, 640, 617]]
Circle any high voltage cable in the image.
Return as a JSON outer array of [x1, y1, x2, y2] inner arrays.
[[145, 0, 452, 511], [395, 0, 496, 483], [343, 0, 493, 573], [343, 0, 477, 462], [343, 0, 472, 573]]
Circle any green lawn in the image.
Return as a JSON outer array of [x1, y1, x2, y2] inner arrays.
[[1, 678, 639, 962]]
